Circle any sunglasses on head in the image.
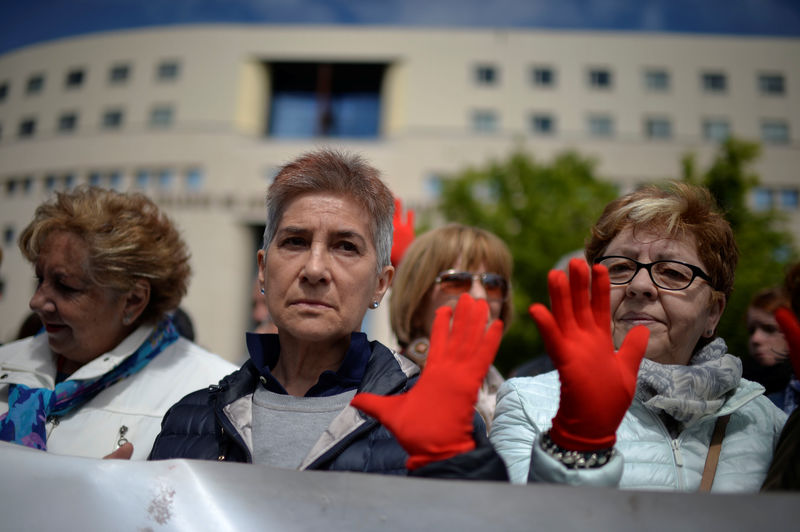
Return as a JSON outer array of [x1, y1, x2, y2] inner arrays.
[[434, 270, 509, 301]]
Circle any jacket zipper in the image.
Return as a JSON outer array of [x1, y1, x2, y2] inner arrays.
[[644, 406, 686, 490], [210, 384, 252, 463]]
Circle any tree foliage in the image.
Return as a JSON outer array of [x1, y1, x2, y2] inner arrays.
[[437, 149, 618, 374], [682, 137, 796, 358]]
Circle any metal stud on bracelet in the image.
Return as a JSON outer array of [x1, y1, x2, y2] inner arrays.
[[540, 431, 615, 469]]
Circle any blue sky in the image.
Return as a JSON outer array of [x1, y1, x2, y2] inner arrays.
[[2, 0, 800, 54]]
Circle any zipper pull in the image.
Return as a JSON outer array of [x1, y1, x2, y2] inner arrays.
[[671, 439, 684, 467], [117, 425, 129, 447]]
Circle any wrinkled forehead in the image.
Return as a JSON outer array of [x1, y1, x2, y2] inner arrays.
[[606, 225, 701, 262]]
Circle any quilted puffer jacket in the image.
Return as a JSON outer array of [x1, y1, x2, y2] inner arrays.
[[491, 370, 787, 492], [149, 339, 507, 480]]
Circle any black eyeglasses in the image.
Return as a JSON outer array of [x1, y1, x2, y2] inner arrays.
[[594, 256, 711, 291], [435, 270, 509, 301]]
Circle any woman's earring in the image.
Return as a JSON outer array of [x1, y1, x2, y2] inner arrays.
[[260, 288, 265, 295], [122, 315, 132, 326], [370, 301, 379, 309]]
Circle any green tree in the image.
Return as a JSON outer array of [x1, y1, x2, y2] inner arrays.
[[682, 137, 796, 358], [437, 149, 618, 374]]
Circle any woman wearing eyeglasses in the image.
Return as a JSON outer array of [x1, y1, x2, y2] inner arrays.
[[490, 182, 787, 492], [390, 224, 512, 429]]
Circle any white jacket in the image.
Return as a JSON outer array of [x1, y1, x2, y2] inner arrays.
[[0, 325, 237, 460], [490, 371, 787, 492]]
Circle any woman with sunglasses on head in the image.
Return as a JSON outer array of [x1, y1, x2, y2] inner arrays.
[[490, 182, 787, 492], [390, 223, 512, 429]]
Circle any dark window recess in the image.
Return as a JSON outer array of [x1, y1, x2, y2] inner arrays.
[[65, 69, 84, 88], [268, 62, 385, 138]]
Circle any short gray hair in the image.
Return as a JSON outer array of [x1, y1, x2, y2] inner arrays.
[[262, 149, 394, 271]]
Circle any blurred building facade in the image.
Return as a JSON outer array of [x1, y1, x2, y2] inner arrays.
[[0, 25, 798, 359]]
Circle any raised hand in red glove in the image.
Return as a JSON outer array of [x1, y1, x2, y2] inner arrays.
[[529, 258, 649, 451], [775, 307, 800, 381], [351, 294, 503, 469], [391, 197, 415, 268]]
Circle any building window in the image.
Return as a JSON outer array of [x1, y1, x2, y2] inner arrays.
[[149, 105, 174, 127], [44, 175, 57, 193], [108, 171, 123, 190], [156, 60, 180, 81], [474, 64, 498, 86], [102, 109, 124, 130], [63, 173, 75, 189], [3, 226, 14, 246], [645, 117, 672, 140], [0, 82, 8, 103], [780, 189, 799, 210], [88, 171, 102, 187], [588, 68, 612, 89], [58, 112, 78, 133], [761, 120, 790, 144], [64, 68, 85, 89], [752, 187, 773, 210], [531, 66, 555, 88], [268, 62, 386, 138], [109, 63, 130, 84], [702, 72, 727, 93], [21, 176, 33, 194], [26, 74, 44, 95], [157, 169, 174, 190], [18, 118, 36, 138], [759, 74, 785, 96], [5, 179, 17, 196], [530, 113, 556, 135], [135, 169, 150, 189], [588, 115, 614, 137], [185, 168, 204, 190], [644, 69, 670, 91], [702, 119, 730, 142], [472, 110, 498, 133]]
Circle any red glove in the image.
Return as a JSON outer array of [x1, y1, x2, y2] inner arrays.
[[351, 294, 503, 469], [391, 198, 415, 267], [528, 258, 649, 451], [775, 307, 800, 381]]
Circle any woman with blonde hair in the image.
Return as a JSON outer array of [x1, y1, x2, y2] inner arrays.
[[390, 223, 512, 428], [0, 187, 235, 459]]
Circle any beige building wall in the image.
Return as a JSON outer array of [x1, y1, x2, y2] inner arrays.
[[1, 25, 798, 360]]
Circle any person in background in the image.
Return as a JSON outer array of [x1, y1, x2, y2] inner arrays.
[[149, 150, 507, 480], [743, 287, 796, 412], [389, 224, 512, 429], [491, 182, 786, 492], [763, 261, 800, 490], [0, 187, 236, 459]]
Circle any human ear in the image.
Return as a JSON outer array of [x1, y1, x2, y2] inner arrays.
[[122, 280, 150, 325], [703, 293, 725, 337], [372, 265, 395, 305]]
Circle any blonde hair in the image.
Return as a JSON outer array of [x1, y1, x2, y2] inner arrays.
[[390, 224, 513, 348], [18, 186, 191, 324], [585, 181, 737, 303]]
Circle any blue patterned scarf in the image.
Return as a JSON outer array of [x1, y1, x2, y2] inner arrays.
[[0, 317, 178, 450]]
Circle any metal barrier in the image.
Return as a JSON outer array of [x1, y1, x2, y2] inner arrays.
[[1, 441, 797, 531]]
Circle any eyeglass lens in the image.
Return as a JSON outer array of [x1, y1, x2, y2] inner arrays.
[[599, 257, 695, 290], [438, 272, 507, 299]]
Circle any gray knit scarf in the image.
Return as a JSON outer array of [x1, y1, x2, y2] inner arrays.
[[635, 338, 742, 426]]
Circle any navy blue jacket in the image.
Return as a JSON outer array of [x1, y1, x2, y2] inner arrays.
[[148, 339, 507, 479]]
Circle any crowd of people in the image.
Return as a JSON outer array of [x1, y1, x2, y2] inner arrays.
[[1, 148, 798, 493]]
